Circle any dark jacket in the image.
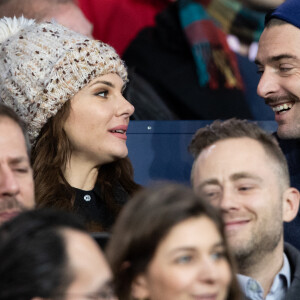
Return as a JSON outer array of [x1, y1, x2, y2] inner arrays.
[[276, 135, 300, 251], [285, 243, 300, 299], [74, 182, 128, 232]]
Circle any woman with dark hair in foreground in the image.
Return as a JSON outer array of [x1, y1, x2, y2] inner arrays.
[[107, 183, 241, 300]]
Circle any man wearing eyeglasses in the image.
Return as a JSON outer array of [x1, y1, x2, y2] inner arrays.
[[0, 209, 116, 300]]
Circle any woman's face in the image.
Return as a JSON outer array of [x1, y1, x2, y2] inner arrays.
[[133, 216, 232, 300], [63, 73, 134, 166]]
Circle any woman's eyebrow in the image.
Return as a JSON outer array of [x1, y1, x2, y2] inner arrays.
[[88, 80, 125, 92], [89, 80, 115, 88]]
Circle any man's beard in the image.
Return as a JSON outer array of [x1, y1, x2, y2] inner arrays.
[[0, 197, 27, 223], [231, 219, 282, 272]]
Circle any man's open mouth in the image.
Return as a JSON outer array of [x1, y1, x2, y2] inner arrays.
[[272, 102, 294, 114]]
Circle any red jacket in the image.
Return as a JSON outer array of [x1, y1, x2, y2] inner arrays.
[[78, 0, 171, 55]]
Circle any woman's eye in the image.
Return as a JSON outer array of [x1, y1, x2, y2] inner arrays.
[[96, 90, 108, 98], [211, 251, 226, 261], [175, 255, 192, 264]]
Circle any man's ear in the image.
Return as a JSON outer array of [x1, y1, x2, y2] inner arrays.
[[131, 274, 150, 300], [283, 187, 300, 222]]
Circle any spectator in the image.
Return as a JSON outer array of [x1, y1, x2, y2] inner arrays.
[[0, 0, 93, 36], [0, 103, 34, 225], [189, 119, 300, 299], [0, 208, 116, 300], [107, 183, 241, 300], [256, 0, 300, 254], [0, 17, 140, 231], [123, 0, 283, 120]]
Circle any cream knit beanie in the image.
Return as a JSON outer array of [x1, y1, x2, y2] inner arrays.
[[0, 17, 128, 144]]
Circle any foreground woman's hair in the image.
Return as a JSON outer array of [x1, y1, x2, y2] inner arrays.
[[106, 183, 241, 300]]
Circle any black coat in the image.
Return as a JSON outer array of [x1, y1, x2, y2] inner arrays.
[[276, 134, 300, 251]]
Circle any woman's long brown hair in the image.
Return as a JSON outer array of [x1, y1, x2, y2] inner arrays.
[[31, 100, 140, 217]]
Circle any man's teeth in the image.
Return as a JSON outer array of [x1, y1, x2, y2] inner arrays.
[[111, 130, 125, 134], [272, 103, 293, 112]]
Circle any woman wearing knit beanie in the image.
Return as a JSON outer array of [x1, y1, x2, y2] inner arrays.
[[0, 17, 140, 231]]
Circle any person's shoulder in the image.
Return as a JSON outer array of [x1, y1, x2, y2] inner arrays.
[[285, 242, 300, 256], [284, 243, 300, 300], [284, 242, 300, 271]]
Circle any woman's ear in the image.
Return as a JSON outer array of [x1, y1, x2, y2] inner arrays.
[[283, 187, 300, 222], [131, 274, 150, 300]]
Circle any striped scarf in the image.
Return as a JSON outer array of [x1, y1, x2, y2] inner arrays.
[[178, 0, 265, 90]]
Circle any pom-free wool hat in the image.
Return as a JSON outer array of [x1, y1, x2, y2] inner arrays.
[[265, 0, 300, 29], [0, 17, 128, 144]]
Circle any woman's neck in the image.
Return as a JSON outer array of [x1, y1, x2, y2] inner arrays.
[[63, 154, 99, 191]]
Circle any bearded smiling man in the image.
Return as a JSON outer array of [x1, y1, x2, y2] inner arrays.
[[0, 104, 34, 224], [255, 0, 300, 251], [189, 119, 300, 300]]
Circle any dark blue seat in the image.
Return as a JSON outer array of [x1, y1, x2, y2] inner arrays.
[[127, 120, 278, 186]]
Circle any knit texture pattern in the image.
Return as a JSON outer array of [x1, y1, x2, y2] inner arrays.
[[0, 17, 128, 144]]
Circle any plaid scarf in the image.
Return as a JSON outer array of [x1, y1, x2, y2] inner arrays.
[[178, 0, 265, 90]]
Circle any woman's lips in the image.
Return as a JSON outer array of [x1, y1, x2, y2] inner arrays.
[[110, 131, 127, 140], [108, 125, 128, 140]]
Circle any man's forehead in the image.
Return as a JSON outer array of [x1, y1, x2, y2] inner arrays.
[[0, 116, 22, 133], [0, 118, 27, 155], [200, 137, 262, 154], [258, 23, 300, 59], [197, 172, 262, 185], [64, 229, 108, 270], [193, 138, 269, 176]]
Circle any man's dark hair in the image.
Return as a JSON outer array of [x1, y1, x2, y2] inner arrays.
[[0, 208, 86, 300], [189, 118, 290, 187], [265, 17, 287, 28], [0, 103, 31, 156]]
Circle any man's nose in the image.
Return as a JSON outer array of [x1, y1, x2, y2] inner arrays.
[[257, 69, 280, 99], [0, 166, 20, 197], [197, 256, 219, 283], [219, 188, 239, 212]]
